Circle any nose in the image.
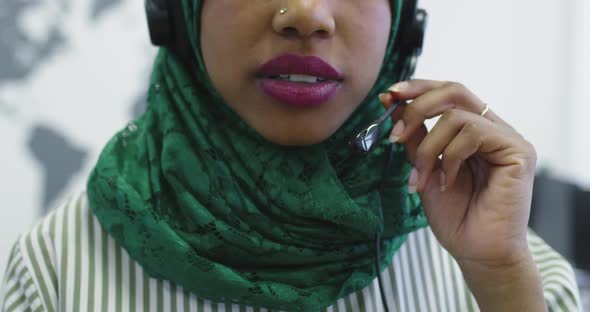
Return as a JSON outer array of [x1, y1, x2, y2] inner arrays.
[[272, 0, 336, 39]]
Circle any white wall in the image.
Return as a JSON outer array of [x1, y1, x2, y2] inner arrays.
[[416, 0, 588, 187], [570, 0, 590, 187], [0, 0, 587, 276], [0, 0, 156, 274]]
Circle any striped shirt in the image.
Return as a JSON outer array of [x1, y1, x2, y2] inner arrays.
[[0, 191, 581, 312]]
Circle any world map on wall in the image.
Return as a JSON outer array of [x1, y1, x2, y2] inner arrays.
[[0, 0, 153, 214]]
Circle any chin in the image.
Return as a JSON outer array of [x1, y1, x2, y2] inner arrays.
[[258, 126, 338, 147]]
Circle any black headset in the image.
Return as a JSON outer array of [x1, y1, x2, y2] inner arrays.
[[144, 3, 427, 311], [144, 0, 427, 82]]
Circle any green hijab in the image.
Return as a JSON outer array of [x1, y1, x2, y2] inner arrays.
[[87, 0, 427, 310]]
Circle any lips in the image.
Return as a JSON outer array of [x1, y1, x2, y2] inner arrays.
[[256, 53, 343, 108]]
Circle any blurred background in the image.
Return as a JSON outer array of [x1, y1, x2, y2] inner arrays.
[[0, 0, 588, 309]]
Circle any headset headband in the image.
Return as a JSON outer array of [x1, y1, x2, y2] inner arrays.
[[145, 0, 427, 81]]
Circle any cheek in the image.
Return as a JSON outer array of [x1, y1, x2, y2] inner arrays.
[[200, 3, 266, 88], [343, 6, 392, 91], [201, 3, 240, 66], [358, 6, 392, 65]]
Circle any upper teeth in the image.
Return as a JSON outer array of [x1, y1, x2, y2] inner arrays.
[[273, 74, 326, 83]]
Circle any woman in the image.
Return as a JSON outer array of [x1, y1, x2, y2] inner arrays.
[[1, 0, 581, 311]]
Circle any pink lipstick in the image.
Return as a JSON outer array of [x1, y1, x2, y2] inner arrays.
[[256, 54, 343, 108]]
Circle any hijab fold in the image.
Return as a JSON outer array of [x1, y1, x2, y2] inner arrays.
[[87, 1, 427, 310]]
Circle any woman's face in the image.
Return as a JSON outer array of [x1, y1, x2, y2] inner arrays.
[[201, 0, 392, 145]]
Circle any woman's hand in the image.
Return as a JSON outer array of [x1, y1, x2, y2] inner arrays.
[[380, 80, 546, 310]]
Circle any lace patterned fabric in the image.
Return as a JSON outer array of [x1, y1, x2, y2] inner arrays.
[[87, 0, 427, 310]]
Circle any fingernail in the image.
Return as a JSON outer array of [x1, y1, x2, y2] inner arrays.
[[408, 167, 419, 194], [389, 120, 405, 143], [388, 81, 408, 93], [440, 171, 447, 192], [378, 93, 392, 104]]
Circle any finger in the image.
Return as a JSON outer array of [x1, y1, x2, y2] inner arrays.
[[399, 120, 429, 170], [379, 91, 405, 120], [402, 122, 428, 194], [388, 79, 447, 100], [389, 80, 482, 112], [378, 92, 394, 107], [379, 93, 407, 143], [389, 80, 511, 128], [412, 109, 474, 192], [439, 117, 531, 190], [385, 99, 428, 170], [389, 82, 488, 144], [440, 126, 482, 190]]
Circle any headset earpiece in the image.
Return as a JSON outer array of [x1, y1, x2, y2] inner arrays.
[[409, 9, 428, 59], [395, 0, 428, 81], [144, 0, 427, 82], [404, 9, 428, 79], [145, 0, 173, 46], [145, 0, 198, 72]]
